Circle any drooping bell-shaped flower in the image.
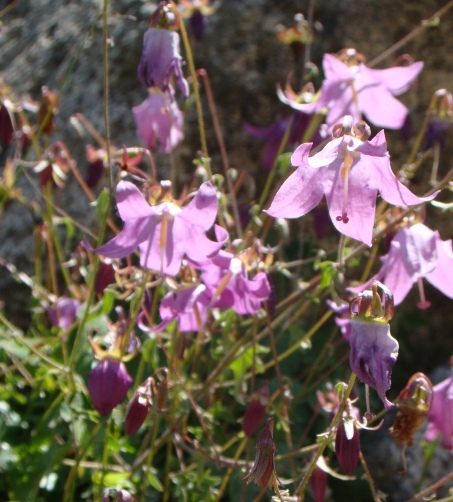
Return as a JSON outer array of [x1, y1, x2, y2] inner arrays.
[[266, 116, 437, 246], [348, 281, 399, 409], [133, 88, 184, 154], [425, 372, 453, 452], [84, 180, 226, 277], [137, 3, 189, 98]]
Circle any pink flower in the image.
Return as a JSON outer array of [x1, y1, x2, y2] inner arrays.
[[425, 374, 453, 452], [266, 117, 436, 246], [200, 250, 271, 315], [320, 49, 423, 129], [351, 223, 453, 307], [84, 181, 225, 276], [133, 89, 184, 154], [47, 297, 81, 330]]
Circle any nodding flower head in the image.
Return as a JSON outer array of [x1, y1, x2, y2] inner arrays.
[[348, 281, 399, 409]]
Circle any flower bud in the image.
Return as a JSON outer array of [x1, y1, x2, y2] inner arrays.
[[125, 379, 152, 436], [308, 465, 327, 502], [335, 418, 360, 475], [243, 381, 269, 437], [88, 358, 133, 417]]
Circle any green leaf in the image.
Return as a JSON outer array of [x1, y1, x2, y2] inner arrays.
[[229, 347, 263, 382], [147, 469, 164, 492], [316, 261, 337, 289]]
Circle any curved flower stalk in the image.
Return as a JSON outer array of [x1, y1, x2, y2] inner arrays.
[[84, 180, 226, 276], [133, 88, 184, 154], [266, 116, 437, 246], [350, 222, 453, 307], [320, 49, 423, 129], [348, 281, 398, 410]]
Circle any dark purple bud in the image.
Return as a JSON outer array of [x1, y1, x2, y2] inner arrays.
[[85, 145, 105, 188], [243, 381, 269, 437], [309, 465, 327, 502], [190, 9, 205, 40], [125, 379, 152, 435], [0, 104, 14, 146], [88, 358, 133, 417], [335, 419, 360, 475], [94, 261, 115, 295]]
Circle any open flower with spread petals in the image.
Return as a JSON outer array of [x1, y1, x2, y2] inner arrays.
[[425, 372, 453, 452], [265, 116, 437, 246], [320, 49, 423, 129], [351, 222, 453, 308], [349, 281, 398, 409], [133, 88, 184, 154], [85, 180, 225, 276], [200, 248, 271, 315]]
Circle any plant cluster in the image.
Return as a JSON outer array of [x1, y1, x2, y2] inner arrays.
[[1, 1, 453, 501]]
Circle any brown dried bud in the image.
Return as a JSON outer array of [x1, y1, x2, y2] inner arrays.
[[390, 372, 433, 447], [243, 417, 277, 490]]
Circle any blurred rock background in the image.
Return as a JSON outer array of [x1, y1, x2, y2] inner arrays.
[[1, 1, 453, 499]]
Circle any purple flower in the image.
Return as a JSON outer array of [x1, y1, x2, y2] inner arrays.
[[133, 89, 184, 154], [200, 250, 271, 315], [326, 300, 351, 341], [348, 281, 398, 409], [265, 118, 436, 246], [352, 223, 453, 307], [138, 28, 189, 99], [88, 358, 133, 417], [84, 180, 225, 276], [47, 297, 81, 330], [155, 284, 211, 332], [125, 379, 152, 435], [320, 49, 423, 129], [425, 374, 453, 451]]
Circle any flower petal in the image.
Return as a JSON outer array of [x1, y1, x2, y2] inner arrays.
[[363, 62, 424, 95], [179, 181, 218, 231], [359, 85, 409, 129], [425, 237, 453, 298], [116, 181, 155, 220]]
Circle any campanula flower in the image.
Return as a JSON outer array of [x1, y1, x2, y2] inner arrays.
[[349, 281, 398, 410], [243, 381, 269, 437], [133, 88, 184, 154], [138, 28, 189, 99], [320, 49, 423, 129], [125, 378, 152, 435], [351, 223, 453, 307], [200, 249, 271, 315], [425, 373, 453, 452], [88, 358, 133, 417], [335, 400, 361, 475], [265, 116, 436, 246], [178, 0, 219, 40], [84, 180, 225, 276], [47, 297, 81, 330]]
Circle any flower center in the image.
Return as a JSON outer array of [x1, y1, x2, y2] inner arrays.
[[336, 149, 355, 224]]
